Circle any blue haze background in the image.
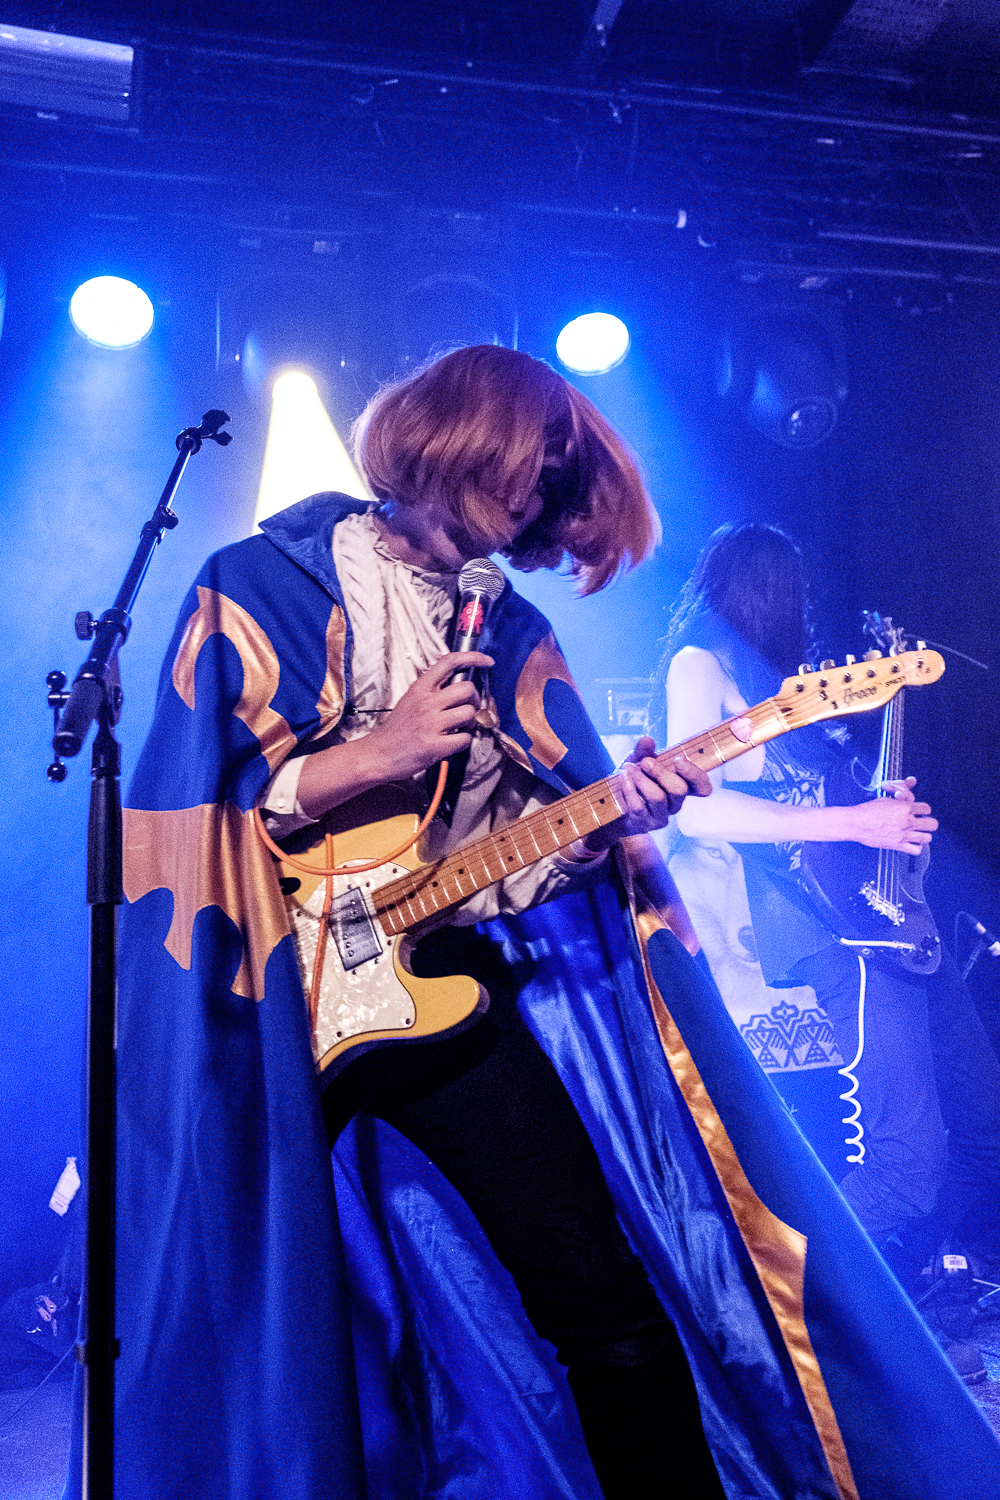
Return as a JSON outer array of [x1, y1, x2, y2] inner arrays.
[[0, 197, 998, 1311]]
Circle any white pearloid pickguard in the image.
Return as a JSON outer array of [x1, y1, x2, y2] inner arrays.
[[287, 858, 416, 1062]]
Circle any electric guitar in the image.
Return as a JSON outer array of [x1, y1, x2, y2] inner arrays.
[[799, 616, 942, 974], [277, 647, 945, 1073]]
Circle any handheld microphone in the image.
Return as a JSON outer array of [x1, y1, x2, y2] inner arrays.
[[449, 558, 506, 681], [428, 558, 507, 826]]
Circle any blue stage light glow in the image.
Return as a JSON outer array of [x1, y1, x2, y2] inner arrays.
[[555, 313, 630, 375], [69, 276, 154, 349]]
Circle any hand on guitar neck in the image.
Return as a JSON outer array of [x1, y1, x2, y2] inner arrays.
[[576, 735, 712, 854]]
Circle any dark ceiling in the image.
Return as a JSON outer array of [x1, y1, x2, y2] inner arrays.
[[0, 0, 998, 294]]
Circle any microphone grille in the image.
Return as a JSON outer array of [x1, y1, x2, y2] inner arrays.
[[458, 558, 506, 603]]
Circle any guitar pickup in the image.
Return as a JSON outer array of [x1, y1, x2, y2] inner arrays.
[[329, 886, 383, 970]]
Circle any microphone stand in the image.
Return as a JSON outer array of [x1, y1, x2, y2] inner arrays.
[[46, 410, 232, 1500]]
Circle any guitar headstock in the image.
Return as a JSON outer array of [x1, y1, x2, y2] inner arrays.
[[774, 647, 945, 725]]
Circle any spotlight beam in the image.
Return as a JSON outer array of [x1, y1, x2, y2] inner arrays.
[[255, 372, 369, 529]]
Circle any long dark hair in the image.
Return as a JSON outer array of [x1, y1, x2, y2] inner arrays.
[[649, 522, 814, 739]]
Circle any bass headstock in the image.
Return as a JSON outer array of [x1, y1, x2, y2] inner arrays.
[[862, 609, 909, 656]]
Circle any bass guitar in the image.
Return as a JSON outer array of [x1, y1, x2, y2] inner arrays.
[[277, 646, 944, 1072], [799, 615, 941, 974]]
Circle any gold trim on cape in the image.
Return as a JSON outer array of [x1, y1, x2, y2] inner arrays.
[[151, 583, 856, 1493], [618, 849, 859, 1500], [618, 833, 700, 956], [316, 602, 348, 732]]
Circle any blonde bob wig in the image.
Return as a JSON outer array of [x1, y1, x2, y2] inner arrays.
[[352, 344, 659, 594]]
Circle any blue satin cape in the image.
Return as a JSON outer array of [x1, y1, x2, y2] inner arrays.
[[62, 494, 1000, 1500]]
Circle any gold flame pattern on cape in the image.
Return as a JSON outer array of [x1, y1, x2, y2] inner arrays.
[[172, 585, 297, 773], [514, 631, 581, 771], [123, 801, 289, 1000], [131, 575, 856, 1493], [618, 844, 859, 1500], [127, 591, 349, 999]]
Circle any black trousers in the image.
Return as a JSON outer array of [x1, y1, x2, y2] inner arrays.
[[323, 926, 725, 1499]]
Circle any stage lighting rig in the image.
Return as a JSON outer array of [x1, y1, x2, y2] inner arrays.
[[717, 302, 846, 450], [397, 273, 517, 370], [0, 23, 133, 123]]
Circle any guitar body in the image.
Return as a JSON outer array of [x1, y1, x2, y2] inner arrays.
[[799, 833, 939, 974], [280, 813, 485, 1073]]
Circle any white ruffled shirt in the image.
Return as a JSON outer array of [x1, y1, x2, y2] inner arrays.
[[262, 507, 602, 925]]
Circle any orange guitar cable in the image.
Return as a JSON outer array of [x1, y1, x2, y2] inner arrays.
[[252, 757, 448, 878]]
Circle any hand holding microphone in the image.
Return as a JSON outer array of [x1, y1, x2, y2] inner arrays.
[[360, 559, 507, 782], [446, 558, 507, 681]]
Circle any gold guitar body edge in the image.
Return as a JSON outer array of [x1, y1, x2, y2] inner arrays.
[[280, 812, 485, 1074]]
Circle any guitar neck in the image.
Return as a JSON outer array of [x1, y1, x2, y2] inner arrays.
[[881, 688, 906, 788], [373, 694, 795, 936]]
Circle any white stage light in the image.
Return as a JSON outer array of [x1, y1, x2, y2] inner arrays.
[[556, 313, 630, 375], [255, 371, 371, 529], [69, 277, 154, 349]]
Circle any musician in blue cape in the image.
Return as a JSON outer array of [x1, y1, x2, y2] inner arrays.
[[75, 349, 1000, 1500], [652, 521, 1000, 1384]]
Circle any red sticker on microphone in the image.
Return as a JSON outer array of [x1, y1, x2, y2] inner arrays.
[[457, 599, 485, 636]]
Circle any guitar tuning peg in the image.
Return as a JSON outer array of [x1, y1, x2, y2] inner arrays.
[[863, 649, 883, 661], [820, 659, 835, 670], [844, 654, 856, 665], [798, 663, 813, 675], [916, 640, 926, 650]]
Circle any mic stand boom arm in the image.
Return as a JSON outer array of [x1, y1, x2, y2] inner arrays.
[[49, 409, 232, 765], [45, 410, 231, 1500]]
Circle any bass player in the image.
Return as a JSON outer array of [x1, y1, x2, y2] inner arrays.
[[653, 521, 1000, 1378]]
